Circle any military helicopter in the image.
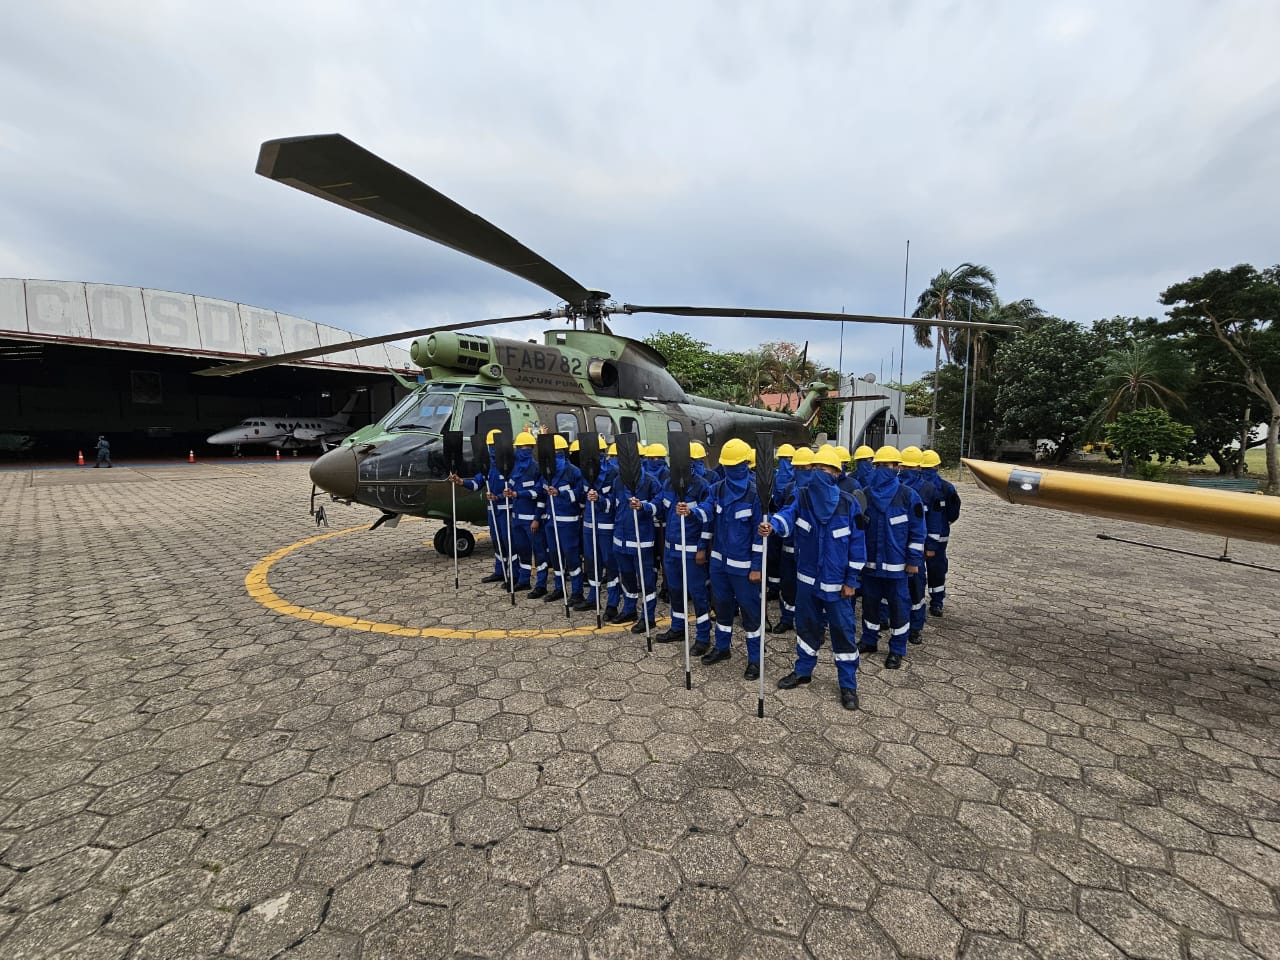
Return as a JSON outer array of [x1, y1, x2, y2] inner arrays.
[[198, 134, 1010, 555]]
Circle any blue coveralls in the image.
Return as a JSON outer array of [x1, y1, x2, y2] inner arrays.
[[657, 473, 714, 647], [707, 464, 763, 663], [921, 466, 960, 612], [769, 472, 867, 690], [583, 456, 617, 609], [769, 465, 799, 631], [539, 453, 586, 597], [903, 468, 940, 636], [612, 473, 662, 626], [95, 437, 111, 466], [765, 456, 795, 604], [508, 450, 548, 591], [860, 466, 926, 657], [462, 454, 512, 580]]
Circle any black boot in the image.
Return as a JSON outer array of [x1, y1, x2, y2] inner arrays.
[[655, 628, 683, 644], [884, 653, 903, 670], [610, 609, 637, 624], [604, 606, 618, 621], [480, 572, 505, 584], [908, 631, 923, 645], [776, 672, 811, 689], [929, 605, 944, 618], [631, 618, 651, 635], [543, 588, 565, 603], [743, 663, 760, 681], [840, 688, 860, 711], [527, 586, 548, 600], [857, 643, 878, 655], [701, 648, 731, 666], [570, 595, 592, 611], [767, 621, 793, 635], [690, 641, 710, 657]]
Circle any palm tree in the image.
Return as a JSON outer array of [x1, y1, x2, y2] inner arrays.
[[956, 295, 1045, 458], [912, 264, 997, 443], [1090, 339, 1191, 476], [912, 264, 998, 361]]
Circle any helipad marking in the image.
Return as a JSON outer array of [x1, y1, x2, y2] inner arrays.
[[246, 523, 663, 639]]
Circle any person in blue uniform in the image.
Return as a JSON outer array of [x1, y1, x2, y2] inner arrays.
[[897, 446, 936, 645], [858, 445, 925, 670], [765, 444, 795, 606], [704, 438, 764, 678], [920, 449, 960, 617], [851, 445, 875, 489], [450, 428, 512, 585], [506, 432, 549, 596], [654, 441, 714, 652], [767, 445, 811, 637], [538, 434, 587, 605], [578, 436, 616, 615], [763, 445, 868, 710], [609, 449, 662, 633]]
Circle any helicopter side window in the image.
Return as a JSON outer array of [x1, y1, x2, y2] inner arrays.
[[594, 415, 613, 440], [388, 390, 457, 433], [459, 397, 510, 439], [668, 420, 683, 433], [555, 412, 580, 441], [620, 416, 638, 436]]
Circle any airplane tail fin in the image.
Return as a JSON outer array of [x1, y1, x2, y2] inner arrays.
[[333, 395, 359, 423]]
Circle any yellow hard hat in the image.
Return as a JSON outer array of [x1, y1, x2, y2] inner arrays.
[[813, 446, 843, 470], [607, 442, 617, 456], [646, 443, 668, 458], [835, 445, 851, 464], [485, 428, 502, 445], [899, 446, 922, 468], [776, 443, 796, 458], [553, 434, 569, 451], [873, 445, 902, 464], [514, 432, 537, 447], [853, 445, 875, 461], [689, 441, 706, 459], [791, 447, 815, 467], [568, 439, 580, 452], [718, 438, 752, 467], [921, 450, 941, 468], [747, 448, 757, 468], [596, 435, 607, 449]]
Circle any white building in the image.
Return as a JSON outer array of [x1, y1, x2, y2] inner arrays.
[[833, 374, 929, 452]]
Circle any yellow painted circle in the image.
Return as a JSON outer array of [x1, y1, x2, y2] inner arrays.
[[245, 523, 666, 639]]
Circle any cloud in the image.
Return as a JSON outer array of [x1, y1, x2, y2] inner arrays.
[[2, 0, 1277, 387]]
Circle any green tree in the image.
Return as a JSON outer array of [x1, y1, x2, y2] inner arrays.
[[1159, 264, 1280, 494], [886, 379, 932, 418], [912, 264, 999, 359], [1104, 408, 1194, 481], [993, 319, 1101, 462], [643, 331, 746, 400], [1087, 338, 1191, 475]]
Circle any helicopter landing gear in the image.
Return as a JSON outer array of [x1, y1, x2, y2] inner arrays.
[[434, 524, 475, 559]]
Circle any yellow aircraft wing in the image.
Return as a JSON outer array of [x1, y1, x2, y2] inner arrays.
[[963, 459, 1280, 547]]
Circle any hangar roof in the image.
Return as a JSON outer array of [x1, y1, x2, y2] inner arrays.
[[0, 278, 414, 375]]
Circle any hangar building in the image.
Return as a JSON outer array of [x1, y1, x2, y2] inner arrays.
[[0, 278, 415, 460]]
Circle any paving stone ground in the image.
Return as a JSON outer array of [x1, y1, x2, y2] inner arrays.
[[0, 461, 1277, 960]]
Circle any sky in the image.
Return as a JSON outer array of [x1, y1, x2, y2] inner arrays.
[[3, 1, 1277, 386]]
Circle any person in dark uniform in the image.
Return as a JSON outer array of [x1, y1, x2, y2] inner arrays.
[[95, 435, 112, 468]]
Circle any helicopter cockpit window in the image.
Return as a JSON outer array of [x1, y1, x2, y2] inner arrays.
[[555, 412, 580, 441], [459, 397, 509, 439], [388, 391, 457, 433]]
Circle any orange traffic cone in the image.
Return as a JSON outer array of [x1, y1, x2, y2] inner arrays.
[[188, 450, 195, 463], [77, 450, 84, 465], [275, 450, 281, 461]]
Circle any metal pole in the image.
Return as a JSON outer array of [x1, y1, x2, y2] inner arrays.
[[450, 484, 460, 592], [504, 489, 516, 606], [590, 499, 603, 629], [757, 529, 769, 719], [958, 325, 972, 481], [546, 488, 571, 619], [679, 514, 691, 690], [899, 239, 909, 444], [487, 499, 508, 587], [634, 502, 652, 651]]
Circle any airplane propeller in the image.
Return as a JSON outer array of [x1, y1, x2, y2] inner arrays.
[[195, 133, 1017, 377]]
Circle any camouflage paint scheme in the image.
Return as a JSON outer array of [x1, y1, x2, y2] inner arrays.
[[313, 328, 825, 525]]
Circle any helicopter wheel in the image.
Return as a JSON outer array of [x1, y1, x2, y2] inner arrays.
[[433, 525, 476, 559]]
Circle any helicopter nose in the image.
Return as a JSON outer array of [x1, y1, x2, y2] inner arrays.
[[310, 445, 358, 499]]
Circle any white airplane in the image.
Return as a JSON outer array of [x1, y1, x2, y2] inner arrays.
[[206, 396, 358, 454]]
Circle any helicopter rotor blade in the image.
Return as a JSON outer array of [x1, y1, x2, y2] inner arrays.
[[257, 134, 597, 306], [193, 310, 559, 377], [620, 305, 1017, 332]]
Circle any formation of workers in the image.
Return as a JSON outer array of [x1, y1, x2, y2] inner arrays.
[[452, 432, 961, 711]]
